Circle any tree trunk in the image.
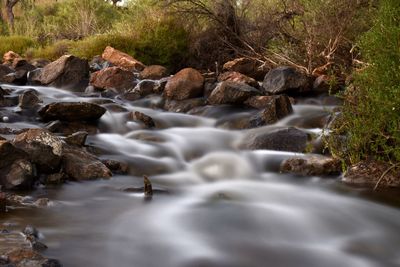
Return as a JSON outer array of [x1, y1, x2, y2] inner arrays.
[[5, 0, 19, 32]]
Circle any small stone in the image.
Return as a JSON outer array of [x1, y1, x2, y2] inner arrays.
[[140, 65, 168, 80], [208, 81, 261, 105], [280, 155, 341, 176], [64, 131, 88, 146], [18, 89, 41, 109], [101, 159, 129, 174], [128, 111, 155, 128]]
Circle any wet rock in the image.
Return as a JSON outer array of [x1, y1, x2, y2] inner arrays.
[[3, 51, 21, 64], [44, 173, 67, 185], [0, 87, 16, 107], [164, 68, 204, 100], [102, 46, 145, 72], [218, 71, 259, 89], [123, 80, 157, 100], [22, 225, 39, 239], [13, 129, 62, 173], [46, 120, 98, 135], [164, 98, 206, 113], [240, 127, 309, 152], [343, 160, 400, 188], [32, 55, 90, 91], [140, 65, 168, 80], [0, 140, 34, 189], [64, 131, 88, 146], [102, 159, 129, 174], [0, 65, 14, 81], [89, 55, 110, 71], [128, 111, 155, 128], [62, 146, 112, 181], [208, 81, 261, 105], [222, 58, 257, 77], [39, 102, 106, 122], [248, 95, 293, 127], [262, 66, 312, 95], [0, 192, 5, 212], [144, 175, 153, 198], [18, 89, 41, 110], [90, 66, 136, 94], [280, 155, 341, 176]]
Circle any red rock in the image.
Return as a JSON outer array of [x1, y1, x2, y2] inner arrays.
[[140, 65, 169, 80], [3, 51, 21, 64], [218, 71, 259, 88], [165, 68, 204, 100], [102, 46, 145, 72], [90, 67, 136, 93]]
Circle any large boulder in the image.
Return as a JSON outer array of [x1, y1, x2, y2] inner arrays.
[[32, 55, 89, 90], [62, 146, 112, 181], [164, 68, 204, 100], [262, 66, 312, 95], [343, 160, 400, 188], [102, 46, 145, 72], [280, 155, 341, 176], [140, 65, 168, 80], [13, 129, 63, 173], [39, 102, 106, 122], [0, 140, 34, 189], [218, 71, 259, 89], [208, 81, 261, 105], [240, 127, 309, 152], [248, 95, 293, 126], [90, 66, 136, 94]]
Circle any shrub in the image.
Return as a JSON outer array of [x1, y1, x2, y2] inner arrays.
[[29, 39, 74, 60], [333, 0, 400, 164], [0, 35, 38, 58]]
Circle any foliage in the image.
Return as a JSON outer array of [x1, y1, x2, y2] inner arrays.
[[332, 0, 400, 164], [0, 35, 37, 57]]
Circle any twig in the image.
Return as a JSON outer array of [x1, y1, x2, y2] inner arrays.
[[373, 163, 400, 191]]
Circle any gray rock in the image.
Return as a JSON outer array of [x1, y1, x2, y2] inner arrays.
[[39, 102, 106, 122], [262, 66, 312, 95], [208, 81, 261, 105]]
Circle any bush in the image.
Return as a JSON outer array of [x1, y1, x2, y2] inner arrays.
[[0, 35, 38, 58], [333, 0, 400, 164], [29, 39, 74, 60]]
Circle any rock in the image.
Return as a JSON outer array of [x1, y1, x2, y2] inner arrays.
[[18, 89, 41, 109], [62, 146, 112, 181], [208, 81, 261, 105], [101, 159, 129, 174], [248, 95, 293, 127], [218, 71, 259, 88], [30, 58, 51, 68], [39, 102, 106, 122], [102, 46, 145, 72], [240, 127, 309, 152], [140, 65, 168, 80], [13, 129, 63, 173], [32, 55, 89, 91], [46, 120, 98, 135], [245, 96, 274, 109], [280, 155, 341, 176], [164, 68, 204, 100], [343, 160, 400, 188], [128, 111, 155, 128], [64, 131, 88, 146], [0, 65, 14, 81], [262, 66, 312, 95], [44, 173, 67, 185], [89, 55, 110, 71], [90, 67, 136, 94], [123, 80, 157, 100], [222, 58, 257, 77], [0, 140, 34, 189], [0, 191, 5, 212], [3, 51, 21, 64], [164, 98, 206, 113]]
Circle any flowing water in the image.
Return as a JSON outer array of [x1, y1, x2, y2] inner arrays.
[[1, 84, 400, 267]]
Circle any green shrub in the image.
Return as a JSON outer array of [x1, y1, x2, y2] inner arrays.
[[29, 39, 74, 60], [0, 35, 38, 58], [336, 0, 400, 164]]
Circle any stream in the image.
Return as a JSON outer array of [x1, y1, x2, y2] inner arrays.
[[1, 84, 400, 267]]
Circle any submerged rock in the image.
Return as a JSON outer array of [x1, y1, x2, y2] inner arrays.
[[129, 111, 156, 128], [39, 102, 106, 122], [90, 66, 136, 94], [32, 55, 89, 91], [102, 46, 145, 72], [164, 68, 204, 100], [280, 155, 341, 176], [262, 66, 312, 95], [208, 81, 261, 105], [13, 129, 62, 174]]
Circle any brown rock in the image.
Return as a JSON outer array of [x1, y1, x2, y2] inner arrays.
[[343, 160, 400, 188], [101, 159, 129, 174], [0, 191, 6, 212], [248, 95, 293, 127], [64, 131, 88, 146], [165, 68, 204, 100], [0, 65, 14, 81], [3, 51, 21, 64], [129, 111, 156, 128], [90, 67, 136, 94], [32, 55, 89, 90], [208, 81, 261, 105], [30, 58, 51, 68], [39, 102, 106, 122], [164, 98, 206, 113], [124, 80, 157, 100], [102, 46, 145, 72], [46, 120, 98, 135], [280, 155, 341, 176], [222, 57, 257, 77], [140, 65, 168, 80], [218, 71, 259, 88], [62, 146, 112, 181], [245, 96, 275, 109], [13, 129, 63, 173], [18, 89, 41, 109]]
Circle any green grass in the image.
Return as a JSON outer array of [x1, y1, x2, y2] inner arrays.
[[0, 36, 38, 58]]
